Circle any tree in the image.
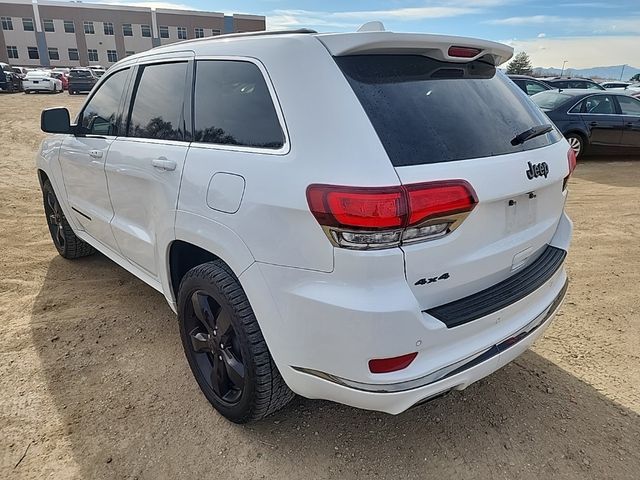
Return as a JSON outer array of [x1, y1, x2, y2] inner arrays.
[[630, 73, 640, 83], [506, 52, 533, 75]]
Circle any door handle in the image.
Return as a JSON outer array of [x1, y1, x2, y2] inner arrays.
[[89, 150, 103, 159], [589, 121, 598, 126], [151, 158, 177, 171]]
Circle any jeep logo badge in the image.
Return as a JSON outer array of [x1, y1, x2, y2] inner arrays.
[[526, 161, 549, 180]]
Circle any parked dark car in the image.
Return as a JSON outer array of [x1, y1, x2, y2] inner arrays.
[[508, 75, 552, 96], [0, 63, 22, 92], [543, 77, 605, 90], [532, 89, 640, 157], [68, 68, 98, 94]]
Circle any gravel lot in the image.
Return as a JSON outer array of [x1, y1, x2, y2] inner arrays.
[[1, 92, 639, 480]]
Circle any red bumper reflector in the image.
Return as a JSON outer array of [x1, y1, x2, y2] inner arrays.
[[369, 352, 418, 374]]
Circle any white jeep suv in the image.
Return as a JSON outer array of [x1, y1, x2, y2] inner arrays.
[[37, 28, 574, 423]]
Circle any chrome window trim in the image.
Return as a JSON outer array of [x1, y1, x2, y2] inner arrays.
[[188, 55, 291, 156]]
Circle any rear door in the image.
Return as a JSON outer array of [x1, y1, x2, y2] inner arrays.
[[105, 56, 192, 279], [616, 95, 640, 147], [578, 94, 624, 145], [336, 54, 569, 308], [58, 66, 132, 251]]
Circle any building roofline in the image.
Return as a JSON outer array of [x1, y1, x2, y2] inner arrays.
[[155, 8, 224, 18]]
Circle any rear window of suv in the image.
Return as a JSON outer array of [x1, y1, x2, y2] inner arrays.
[[335, 55, 561, 166], [70, 70, 92, 78]]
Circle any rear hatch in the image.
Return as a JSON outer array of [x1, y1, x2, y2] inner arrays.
[[69, 70, 97, 88], [324, 33, 570, 311]]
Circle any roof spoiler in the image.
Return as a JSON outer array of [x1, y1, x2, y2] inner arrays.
[[317, 32, 514, 66]]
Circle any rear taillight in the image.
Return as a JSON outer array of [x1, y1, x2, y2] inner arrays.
[[564, 147, 577, 190], [448, 46, 482, 58], [306, 180, 477, 250]]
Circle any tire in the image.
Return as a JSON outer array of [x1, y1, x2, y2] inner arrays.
[[42, 180, 95, 259], [566, 133, 585, 159], [178, 260, 295, 423]]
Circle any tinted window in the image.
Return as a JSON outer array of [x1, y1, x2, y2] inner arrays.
[[80, 68, 130, 136], [526, 81, 548, 96], [193, 61, 285, 149], [575, 95, 616, 114], [617, 95, 640, 115], [70, 69, 92, 78], [127, 62, 187, 141], [336, 55, 561, 166]]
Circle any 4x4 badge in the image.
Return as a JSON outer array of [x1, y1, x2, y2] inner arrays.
[[526, 161, 549, 179]]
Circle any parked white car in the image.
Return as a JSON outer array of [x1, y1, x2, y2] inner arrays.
[[36, 27, 573, 423], [23, 70, 62, 93]]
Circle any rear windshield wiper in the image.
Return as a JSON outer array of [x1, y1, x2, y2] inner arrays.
[[511, 124, 554, 146]]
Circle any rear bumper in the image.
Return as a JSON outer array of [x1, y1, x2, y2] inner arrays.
[[239, 212, 572, 414]]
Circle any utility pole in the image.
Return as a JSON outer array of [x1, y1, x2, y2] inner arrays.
[[620, 64, 627, 81], [560, 60, 568, 77]]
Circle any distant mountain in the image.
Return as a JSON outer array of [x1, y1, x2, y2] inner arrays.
[[532, 65, 640, 81]]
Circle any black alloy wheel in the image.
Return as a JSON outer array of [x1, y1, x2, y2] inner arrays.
[[185, 290, 245, 405]]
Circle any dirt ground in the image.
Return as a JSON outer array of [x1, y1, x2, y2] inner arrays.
[[0, 92, 638, 480]]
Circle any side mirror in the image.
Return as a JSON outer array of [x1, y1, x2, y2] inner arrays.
[[41, 107, 72, 134]]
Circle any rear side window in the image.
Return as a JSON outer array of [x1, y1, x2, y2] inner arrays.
[[193, 60, 285, 149], [336, 55, 561, 166], [80, 68, 130, 135], [526, 81, 548, 96], [127, 62, 188, 141]]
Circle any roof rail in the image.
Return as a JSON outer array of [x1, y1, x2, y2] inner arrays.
[[163, 28, 317, 48]]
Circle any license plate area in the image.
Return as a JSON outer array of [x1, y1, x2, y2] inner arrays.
[[505, 192, 537, 233]]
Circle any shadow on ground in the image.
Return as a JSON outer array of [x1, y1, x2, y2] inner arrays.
[[30, 255, 640, 479]]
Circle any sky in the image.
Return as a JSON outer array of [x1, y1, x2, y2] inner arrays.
[[100, 1, 640, 68]]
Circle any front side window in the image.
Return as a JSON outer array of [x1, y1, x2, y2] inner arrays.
[[63, 20, 74, 33], [337, 55, 560, 166], [1, 16, 13, 30], [127, 62, 187, 140], [194, 27, 204, 38], [22, 18, 34, 31], [48, 47, 59, 60], [159, 25, 169, 38], [122, 23, 133, 36], [68, 48, 79, 61], [618, 95, 640, 115], [84, 21, 95, 34], [193, 60, 285, 148], [87, 49, 98, 62], [141, 24, 151, 37], [103, 22, 114, 35], [80, 68, 130, 135], [27, 46, 39, 59], [43, 19, 55, 32], [7, 46, 18, 59], [107, 50, 117, 63], [177, 27, 187, 39]]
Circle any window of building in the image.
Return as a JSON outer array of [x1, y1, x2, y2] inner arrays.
[[125, 50, 135, 57], [27, 46, 39, 59], [1, 17, 13, 31], [193, 60, 285, 148], [141, 24, 151, 37], [84, 21, 95, 34], [88, 49, 98, 62], [103, 22, 114, 35], [177, 26, 187, 40], [127, 62, 188, 140], [43, 19, 55, 32], [48, 47, 59, 60], [107, 50, 118, 62], [122, 23, 132, 36], [6, 46, 18, 59], [211, 29, 221, 36], [63, 20, 74, 33], [194, 27, 204, 38], [68, 48, 79, 61], [80, 68, 130, 136], [22, 18, 34, 32], [159, 25, 169, 38]]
